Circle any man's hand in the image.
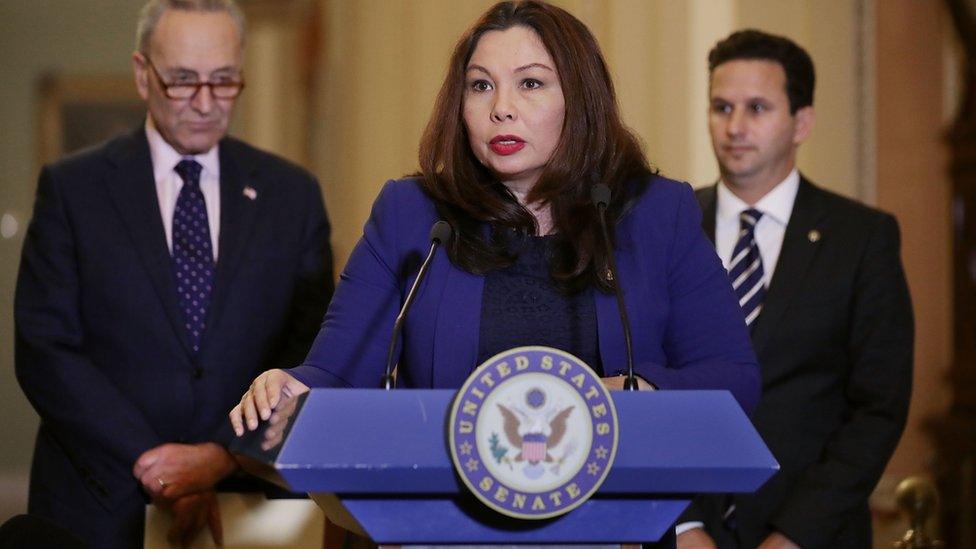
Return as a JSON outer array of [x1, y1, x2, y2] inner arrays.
[[133, 442, 237, 501], [757, 531, 801, 549], [601, 375, 655, 391], [676, 528, 717, 549], [230, 369, 309, 436], [165, 490, 223, 547]]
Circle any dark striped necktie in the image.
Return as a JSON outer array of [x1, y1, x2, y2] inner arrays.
[[728, 208, 765, 326]]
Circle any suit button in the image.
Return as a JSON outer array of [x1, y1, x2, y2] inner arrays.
[[192, 367, 203, 379]]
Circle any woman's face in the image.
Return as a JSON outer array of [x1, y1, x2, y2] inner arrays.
[[463, 26, 566, 195]]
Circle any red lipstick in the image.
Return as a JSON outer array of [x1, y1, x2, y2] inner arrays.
[[489, 135, 526, 155]]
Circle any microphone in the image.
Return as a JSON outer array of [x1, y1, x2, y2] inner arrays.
[[591, 184, 638, 391], [381, 221, 453, 389]]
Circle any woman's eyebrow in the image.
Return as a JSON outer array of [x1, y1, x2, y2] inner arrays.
[[514, 62, 554, 73]]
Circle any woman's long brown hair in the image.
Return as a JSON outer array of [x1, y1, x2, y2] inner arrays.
[[418, 0, 653, 293]]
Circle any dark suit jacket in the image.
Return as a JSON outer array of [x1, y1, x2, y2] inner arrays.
[[14, 128, 334, 547], [681, 177, 913, 548]]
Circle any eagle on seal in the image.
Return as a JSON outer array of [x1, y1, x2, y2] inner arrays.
[[497, 403, 574, 464]]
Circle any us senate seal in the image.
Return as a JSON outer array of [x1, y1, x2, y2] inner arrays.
[[448, 346, 619, 520]]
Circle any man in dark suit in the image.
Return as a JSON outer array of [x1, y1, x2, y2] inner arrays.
[[14, 1, 333, 546], [676, 30, 914, 549]]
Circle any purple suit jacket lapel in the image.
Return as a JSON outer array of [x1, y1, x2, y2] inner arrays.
[[430, 252, 484, 388]]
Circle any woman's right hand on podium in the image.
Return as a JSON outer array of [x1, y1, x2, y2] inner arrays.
[[229, 369, 309, 436]]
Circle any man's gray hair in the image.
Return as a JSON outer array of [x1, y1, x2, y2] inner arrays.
[[136, 0, 246, 54]]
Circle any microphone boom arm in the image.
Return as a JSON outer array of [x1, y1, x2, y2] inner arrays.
[[592, 185, 639, 391], [381, 221, 452, 389]]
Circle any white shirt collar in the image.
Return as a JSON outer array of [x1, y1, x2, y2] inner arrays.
[[717, 168, 800, 226], [145, 116, 220, 182]]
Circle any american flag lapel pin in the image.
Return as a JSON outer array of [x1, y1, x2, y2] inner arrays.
[[243, 186, 257, 200]]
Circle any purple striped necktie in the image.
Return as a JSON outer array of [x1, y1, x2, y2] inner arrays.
[[728, 208, 765, 327]]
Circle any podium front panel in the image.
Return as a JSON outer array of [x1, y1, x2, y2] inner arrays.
[[273, 389, 776, 494]]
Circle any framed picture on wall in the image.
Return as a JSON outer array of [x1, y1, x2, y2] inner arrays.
[[36, 73, 145, 170]]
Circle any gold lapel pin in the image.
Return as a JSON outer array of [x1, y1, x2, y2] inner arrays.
[[808, 229, 821, 243], [243, 186, 257, 200]]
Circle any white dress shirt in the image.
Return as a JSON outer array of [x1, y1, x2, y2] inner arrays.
[[715, 168, 800, 286], [145, 117, 221, 260]]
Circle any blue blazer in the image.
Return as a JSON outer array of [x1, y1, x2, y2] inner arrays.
[[292, 176, 760, 413], [15, 128, 333, 547]]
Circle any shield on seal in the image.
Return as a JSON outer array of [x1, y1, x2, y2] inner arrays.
[[521, 432, 546, 462]]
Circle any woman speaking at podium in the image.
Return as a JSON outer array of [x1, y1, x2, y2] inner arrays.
[[230, 0, 759, 435]]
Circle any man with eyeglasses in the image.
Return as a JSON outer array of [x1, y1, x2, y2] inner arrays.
[[15, 1, 333, 546]]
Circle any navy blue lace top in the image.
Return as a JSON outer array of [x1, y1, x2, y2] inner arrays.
[[476, 233, 603, 376]]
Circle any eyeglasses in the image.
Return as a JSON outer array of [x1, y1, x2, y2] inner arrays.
[[144, 56, 245, 100]]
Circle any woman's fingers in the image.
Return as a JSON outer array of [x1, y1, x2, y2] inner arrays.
[[264, 372, 285, 415], [231, 370, 307, 435], [229, 402, 244, 436], [241, 386, 260, 431]]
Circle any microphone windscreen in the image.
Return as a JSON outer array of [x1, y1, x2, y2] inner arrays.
[[591, 184, 611, 208], [430, 220, 454, 245]]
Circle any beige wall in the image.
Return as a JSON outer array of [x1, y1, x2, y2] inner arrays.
[[313, 0, 494, 265], [875, 0, 952, 482]]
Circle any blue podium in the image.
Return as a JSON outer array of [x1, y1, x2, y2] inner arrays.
[[230, 389, 777, 544]]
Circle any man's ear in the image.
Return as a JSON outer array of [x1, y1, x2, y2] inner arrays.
[[793, 106, 815, 145], [132, 51, 150, 101]]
